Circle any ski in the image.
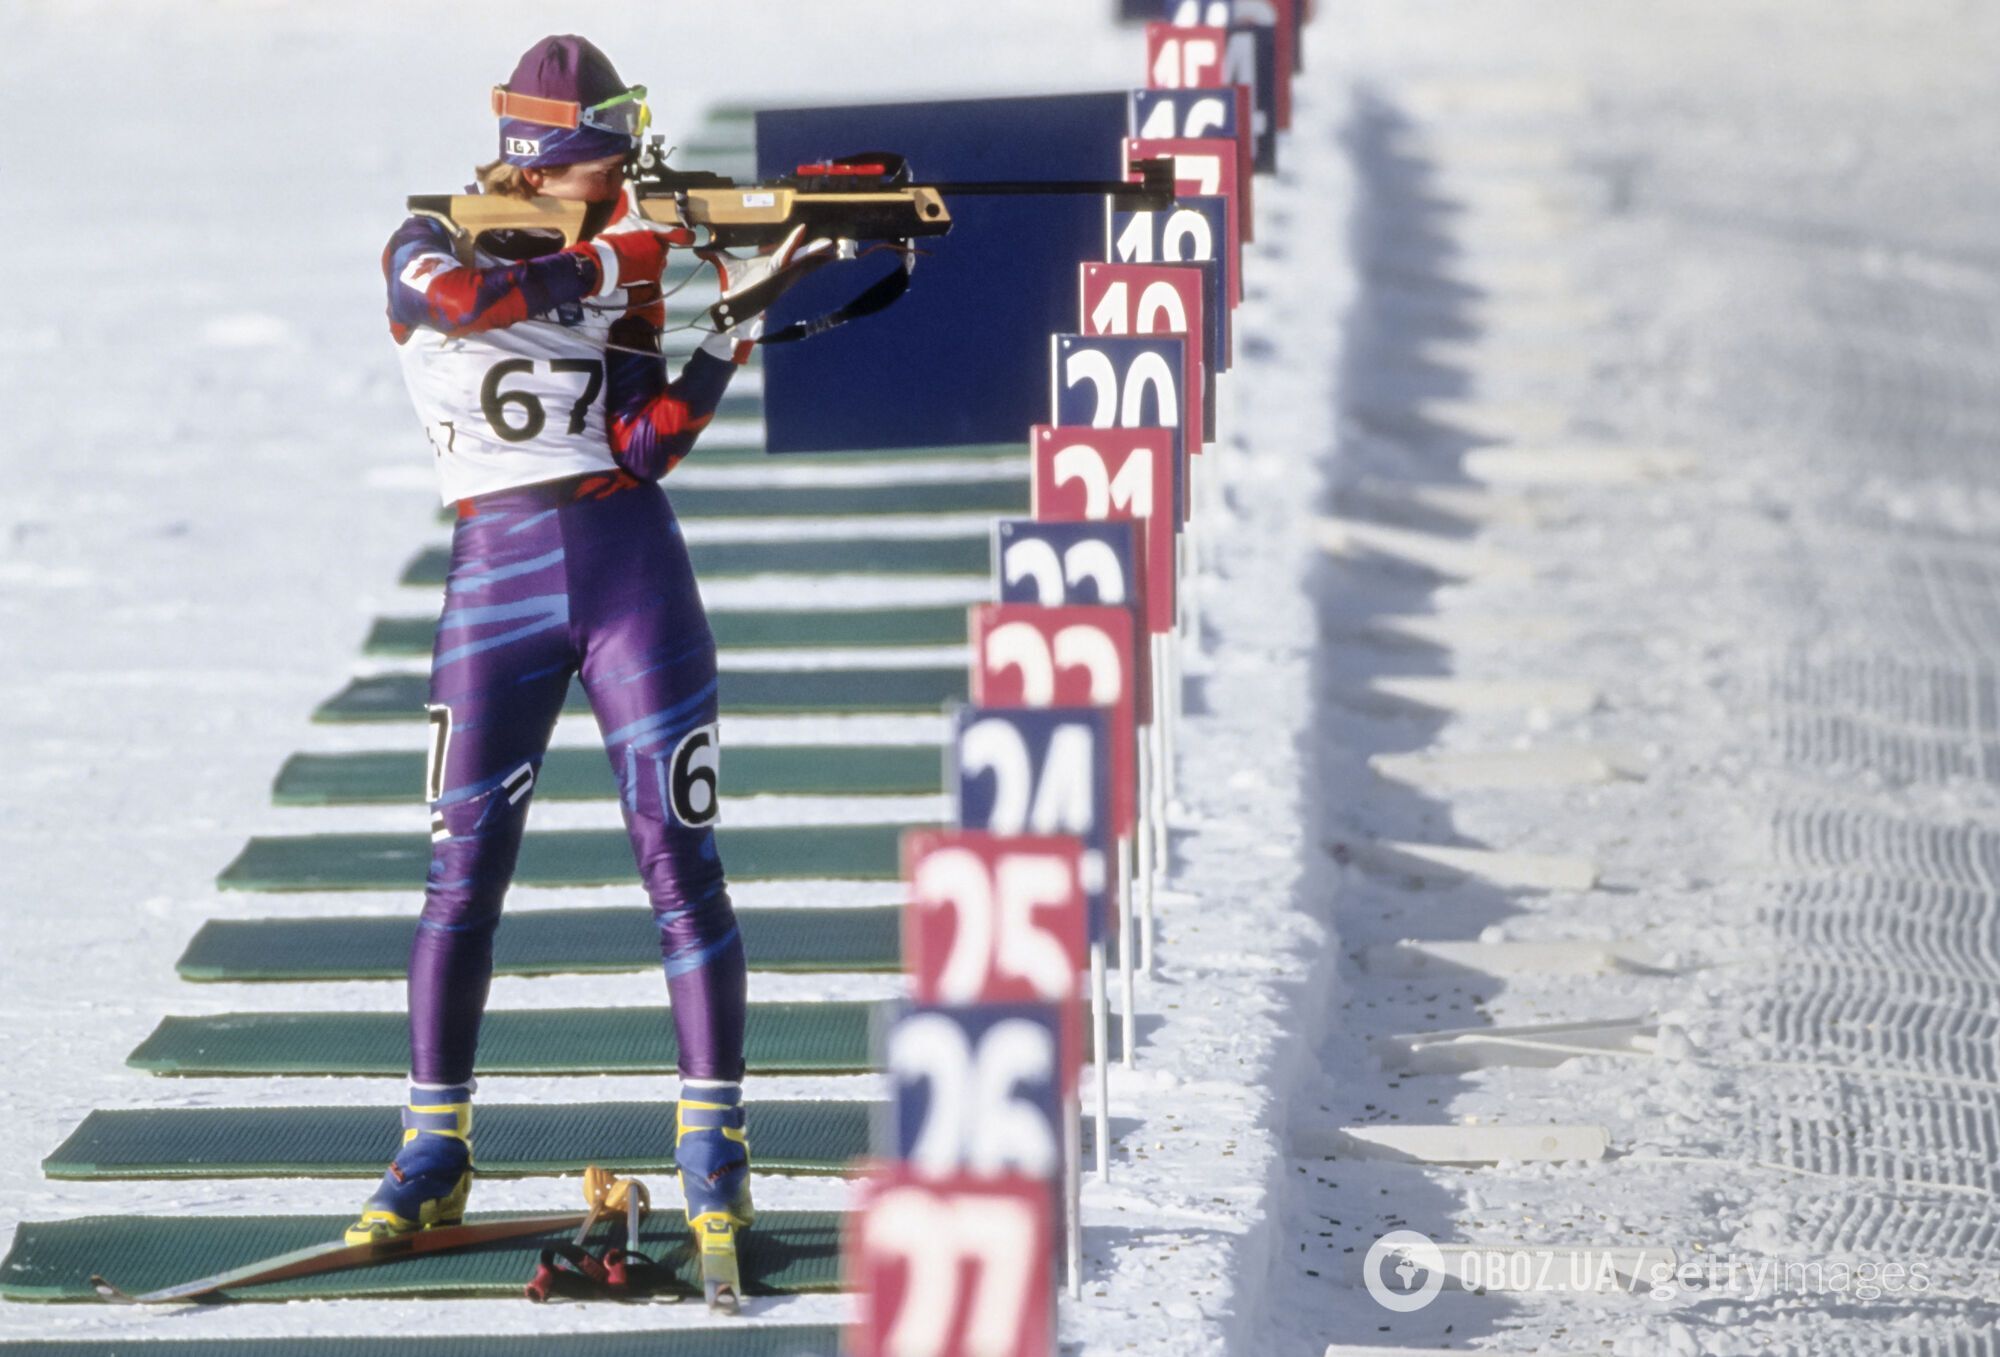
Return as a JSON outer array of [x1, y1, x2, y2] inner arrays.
[[91, 1211, 591, 1305], [692, 1211, 742, 1314]]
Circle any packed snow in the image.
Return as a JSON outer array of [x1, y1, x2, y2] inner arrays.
[[3, 2, 1996, 1355]]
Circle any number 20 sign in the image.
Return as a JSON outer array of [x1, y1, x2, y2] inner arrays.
[[847, 1168, 1054, 1357]]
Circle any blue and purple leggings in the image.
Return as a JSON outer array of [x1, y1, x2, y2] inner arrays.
[[412, 471, 744, 1086]]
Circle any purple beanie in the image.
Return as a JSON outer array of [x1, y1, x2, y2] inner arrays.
[[496, 35, 636, 168]]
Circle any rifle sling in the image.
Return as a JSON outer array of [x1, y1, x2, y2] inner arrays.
[[759, 249, 916, 346]]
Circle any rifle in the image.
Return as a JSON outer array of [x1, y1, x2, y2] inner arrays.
[[408, 138, 1180, 342]]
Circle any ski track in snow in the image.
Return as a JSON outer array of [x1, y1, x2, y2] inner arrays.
[[0, 1, 1331, 1351], [5, 2, 1996, 1354], [1248, 3, 2000, 1355]]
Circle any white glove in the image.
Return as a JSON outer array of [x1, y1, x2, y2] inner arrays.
[[698, 313, 766, 366], [698, 225, 854, 331]]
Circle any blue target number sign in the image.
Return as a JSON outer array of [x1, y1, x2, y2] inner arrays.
[[888, 1001, 1065, 1178], [952, 705, 1115, 942], [1050, 334, 1189, 523], [1107, 197, 1232, 366], [996, 519, 1140, 612]]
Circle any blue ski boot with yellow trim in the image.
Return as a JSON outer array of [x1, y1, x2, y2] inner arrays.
[[677, 1080, 753, 1311], [344, 1083, 475, 1245]]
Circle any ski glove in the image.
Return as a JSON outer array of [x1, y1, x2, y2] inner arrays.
[[697, 314, 765, 367], [697, 224, 854, 333]]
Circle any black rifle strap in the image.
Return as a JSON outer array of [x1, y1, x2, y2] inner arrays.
[[760, 244, 919, 346]]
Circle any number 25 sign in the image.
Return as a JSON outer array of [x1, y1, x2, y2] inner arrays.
[[902, 830, 1088, 1089]]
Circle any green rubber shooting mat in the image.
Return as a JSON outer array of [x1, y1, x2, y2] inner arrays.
[[367, 604, 969, 656], [313, 667, 967, 722], [217, 824, 914, 892], [436, 478, 1024, 523], [686, 440, 1019, 467], [0, 1211, 842, 1303], [675, 141, 754, 168], [274, 744, 944, 805], [43, 1100, 871, 1181], [666, 478, 1027, 520], [0, 1331, 842, 1357], [177, 906, 903, 981], [400, 535, 990, 586], [128, 1004, 883, 1077]]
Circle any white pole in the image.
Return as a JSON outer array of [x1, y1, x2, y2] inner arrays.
[[1089, 941, 1110, 1180], [1146, 644, 1168, 977], [1064, 1094, 1083, 1298], [1155, 633, 1174, 892], [1144, 740, 1160, 984], [1117, 836, 1137, 1070]]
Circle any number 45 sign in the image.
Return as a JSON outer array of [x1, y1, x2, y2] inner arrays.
[[847, 1168, 1054, 1357]]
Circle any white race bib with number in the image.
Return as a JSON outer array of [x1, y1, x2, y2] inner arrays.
[[395, 246, 633, 505]]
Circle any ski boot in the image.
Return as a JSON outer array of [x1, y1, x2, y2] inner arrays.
[[676, 1080, 753, 1312], [344, 1084, 475, 1245]]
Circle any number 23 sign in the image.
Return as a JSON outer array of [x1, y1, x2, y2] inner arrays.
[[970, 604, 1138, 835]]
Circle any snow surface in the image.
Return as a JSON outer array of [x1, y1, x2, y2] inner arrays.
[[5, 1, 1997, 1354], [0, 1, 1330, 1350]]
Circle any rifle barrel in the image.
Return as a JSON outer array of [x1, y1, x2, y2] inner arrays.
[[921, 179, 1146, 196]]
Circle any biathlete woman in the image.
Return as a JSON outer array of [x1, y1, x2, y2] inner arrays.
[[347, 35, 824, 1254]]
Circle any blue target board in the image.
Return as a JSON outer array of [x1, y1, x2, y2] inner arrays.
[[995, 520, 1140, 612], [756, 92, 1134, 453]]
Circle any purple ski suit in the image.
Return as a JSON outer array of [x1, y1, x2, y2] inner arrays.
[[384, 210, 748, 1086]]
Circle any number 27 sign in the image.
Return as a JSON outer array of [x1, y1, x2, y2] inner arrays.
[[847, 1168, 1054, 1357]]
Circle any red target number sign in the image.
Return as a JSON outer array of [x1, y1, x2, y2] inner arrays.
[[1031, 426, 1177, 632], [1080, 261, 1208, 450], [1145, 22, 1228, 89], [971, 604, 1138, 834], [902, 829, 1087, 1094], [848, 1170, 1054, 1357]]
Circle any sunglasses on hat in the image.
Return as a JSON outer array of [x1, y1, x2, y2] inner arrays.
[[491, 84, 651, 141]]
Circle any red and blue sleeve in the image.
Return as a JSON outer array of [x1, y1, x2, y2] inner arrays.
[[602, 314, 738, 480], [382, 215, 603, 342]]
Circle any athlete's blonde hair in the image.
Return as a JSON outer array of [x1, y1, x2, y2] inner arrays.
[[475, 159, 536, 198]]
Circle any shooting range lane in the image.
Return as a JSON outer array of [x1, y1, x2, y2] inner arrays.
[[365, 603, 971, 653], [273, 744, 945, 804], [42, 1102, 877, 1180], [216, 824, 914, 892], [0, 1213, 844, 1303], [8, 97, 1019, 1329], [312, 666, 970, 722], [175, 907, 904, 982]]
